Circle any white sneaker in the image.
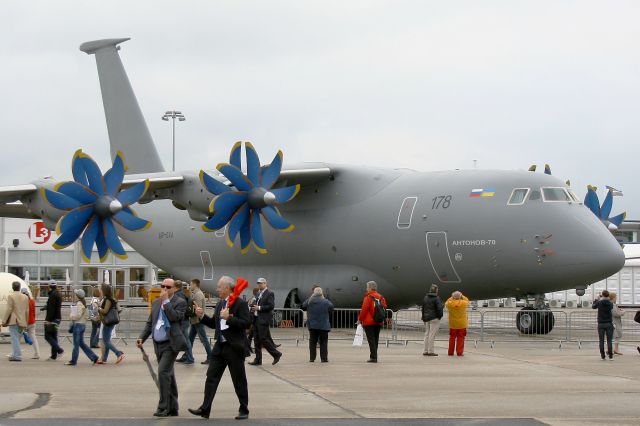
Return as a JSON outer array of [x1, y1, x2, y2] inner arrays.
[[31, 355, 40, 360]]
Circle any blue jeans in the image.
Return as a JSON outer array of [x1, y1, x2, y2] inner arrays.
[[101, 324, 123, 361], [180, 320, 193, 362], [90, 321, 101, 347], [9, 325, 22, 360], [71, 324, 98, 364], [189, 322, 212, 359]]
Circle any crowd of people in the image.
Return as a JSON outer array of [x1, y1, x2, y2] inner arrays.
[[3, 276, 639, 419]]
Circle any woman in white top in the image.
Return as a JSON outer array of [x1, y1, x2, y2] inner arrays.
[[66, 289, 99, 365], [609, 292, 625, 355]]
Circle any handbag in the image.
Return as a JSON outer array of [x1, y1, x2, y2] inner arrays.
[[101, 301, 120, 326], [353, 324, 364, 346], [634, 310, 640, 324], [68, 323, 75, 334]]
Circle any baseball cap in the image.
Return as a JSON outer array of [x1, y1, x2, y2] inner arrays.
[[49, 280, 57, 287], [257, 277, 267, 284]]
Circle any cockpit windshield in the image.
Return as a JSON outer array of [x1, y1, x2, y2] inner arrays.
[[542, 187, 573, 202], [507, 188, 529, 205]]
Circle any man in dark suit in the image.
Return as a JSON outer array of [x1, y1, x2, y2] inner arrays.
[[137, 278, 187, 417], [188, 276, 251, 420], [248, 277, 282, 366]]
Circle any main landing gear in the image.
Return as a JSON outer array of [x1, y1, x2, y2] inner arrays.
[[515, 294, 555, 335]]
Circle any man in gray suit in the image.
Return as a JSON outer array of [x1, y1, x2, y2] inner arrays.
[[137, 278, 187, 417]]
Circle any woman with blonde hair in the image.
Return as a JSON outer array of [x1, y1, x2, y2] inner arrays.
[[609, 292, 625, 355]]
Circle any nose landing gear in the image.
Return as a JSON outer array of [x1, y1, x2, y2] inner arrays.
[[515, 294, 555, 334]]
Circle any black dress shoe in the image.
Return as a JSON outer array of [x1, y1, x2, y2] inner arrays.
[[235, 412, 249, 420], [201, 359, 209, 365], [248, 360, 262, 366], [153, 410, 170, 417], [176, 358, 186, 363], [167, 410, 178, 417], [188, 408, 209, 419], [272, 354, 282, 365]]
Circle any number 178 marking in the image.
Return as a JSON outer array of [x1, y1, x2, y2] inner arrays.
[[432, 195, 452, 209]]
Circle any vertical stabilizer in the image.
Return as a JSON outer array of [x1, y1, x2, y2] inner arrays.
[[80, 38, 165, 174]]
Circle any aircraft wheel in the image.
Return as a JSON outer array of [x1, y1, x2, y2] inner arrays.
[[516, 309, 537, 334], [537, 310, 555, 335]]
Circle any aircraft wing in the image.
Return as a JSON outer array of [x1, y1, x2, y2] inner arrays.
[[0, 184, 37, 204]]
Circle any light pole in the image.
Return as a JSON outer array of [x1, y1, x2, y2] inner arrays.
[[161, 110, 186, 172]]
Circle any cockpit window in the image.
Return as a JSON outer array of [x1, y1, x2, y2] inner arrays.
[[507, 188, 529, 205], [542, 187, 573, 202], [566, 188, 580, 203]]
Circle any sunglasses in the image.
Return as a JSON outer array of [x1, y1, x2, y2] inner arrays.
[[161, 285, 174, 289]]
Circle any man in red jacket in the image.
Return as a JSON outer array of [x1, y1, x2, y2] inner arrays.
[[357, 281, 387, 363]]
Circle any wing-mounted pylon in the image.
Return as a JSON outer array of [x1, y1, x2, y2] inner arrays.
[[199, 142, 301, 254]]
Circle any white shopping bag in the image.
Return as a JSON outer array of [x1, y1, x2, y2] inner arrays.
[[353, 324, 364, 346]]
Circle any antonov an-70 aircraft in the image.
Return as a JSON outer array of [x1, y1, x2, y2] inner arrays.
[[0, 38, 626, 333]]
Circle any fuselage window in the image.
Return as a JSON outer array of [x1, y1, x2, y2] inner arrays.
[[541, 187, 572, 202], [397, 196, 418, 229], [507, 188, 530, 205]]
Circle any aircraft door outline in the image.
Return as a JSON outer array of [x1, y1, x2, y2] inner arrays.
[[426, 231, 461, 283], [200, 250, 214, 280]]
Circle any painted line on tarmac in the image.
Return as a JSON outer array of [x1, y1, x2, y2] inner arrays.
[[0, 393, 50, 419], [256, 366, 364, 418]]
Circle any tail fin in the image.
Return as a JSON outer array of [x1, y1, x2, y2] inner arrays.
[[80, 38, 165, 174]]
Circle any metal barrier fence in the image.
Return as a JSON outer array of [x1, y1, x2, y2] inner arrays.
[[18, 305, 640, 348]]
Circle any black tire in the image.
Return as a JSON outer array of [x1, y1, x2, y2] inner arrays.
[[516, 309, 555, 334], [538, 310, 555, 334], [516, 309, 537, 334]]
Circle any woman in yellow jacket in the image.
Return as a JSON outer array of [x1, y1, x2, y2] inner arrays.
[[445, 291, 469, 356]]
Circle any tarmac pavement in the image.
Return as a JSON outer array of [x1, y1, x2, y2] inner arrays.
[[1, 337, 639, 425]]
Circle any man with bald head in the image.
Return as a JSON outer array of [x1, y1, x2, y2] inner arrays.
[[137, 278, 188, 417], [189, 275, 251, 420]]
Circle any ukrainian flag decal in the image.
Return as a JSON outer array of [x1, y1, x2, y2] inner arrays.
[[470, 188, 496, 198]]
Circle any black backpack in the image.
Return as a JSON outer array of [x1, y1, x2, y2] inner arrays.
[[369, 295, 386, 323]]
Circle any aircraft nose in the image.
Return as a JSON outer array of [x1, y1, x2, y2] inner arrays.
[[569, 211, 625, 282]]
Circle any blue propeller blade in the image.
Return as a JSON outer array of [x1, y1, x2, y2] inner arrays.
[[116, 180, 149, 206], [81, 216, 100, 261], [600, 190, 613, 220], [245, 142, 261, 186], [229, 141, 242, 170], [261, 206, 294, 231], [57, 206, 94, 235], [71, 150, 89, 187], [226, 204, 250, 247], [271, 185, 300, 203], [203, 192, 248, 230], [239, 220, 252, 254], [199, 171, 232, 196], [43, 188, 83, 211], [250, 211, 267, 253], [103, 217, 127, 258], [55, 181, 97, 205], [583, 187, 600, 217], [260, 151, 283, 189], [79, 155, 105, 196], [113, 209, 151, 232], [95, 223, 109, 262], [609, 212, 626, 228], [217, 164, 253, 192], [103, 151, 126, 196], [53, 218, 87, 249]]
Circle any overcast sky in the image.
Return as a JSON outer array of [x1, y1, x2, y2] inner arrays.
[[1, 1, 639, 217]]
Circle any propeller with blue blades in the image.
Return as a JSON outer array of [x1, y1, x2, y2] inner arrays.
[[42, 150, 151, 262], [199, 142, 300, 254], [584, 185, 626, 230]]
